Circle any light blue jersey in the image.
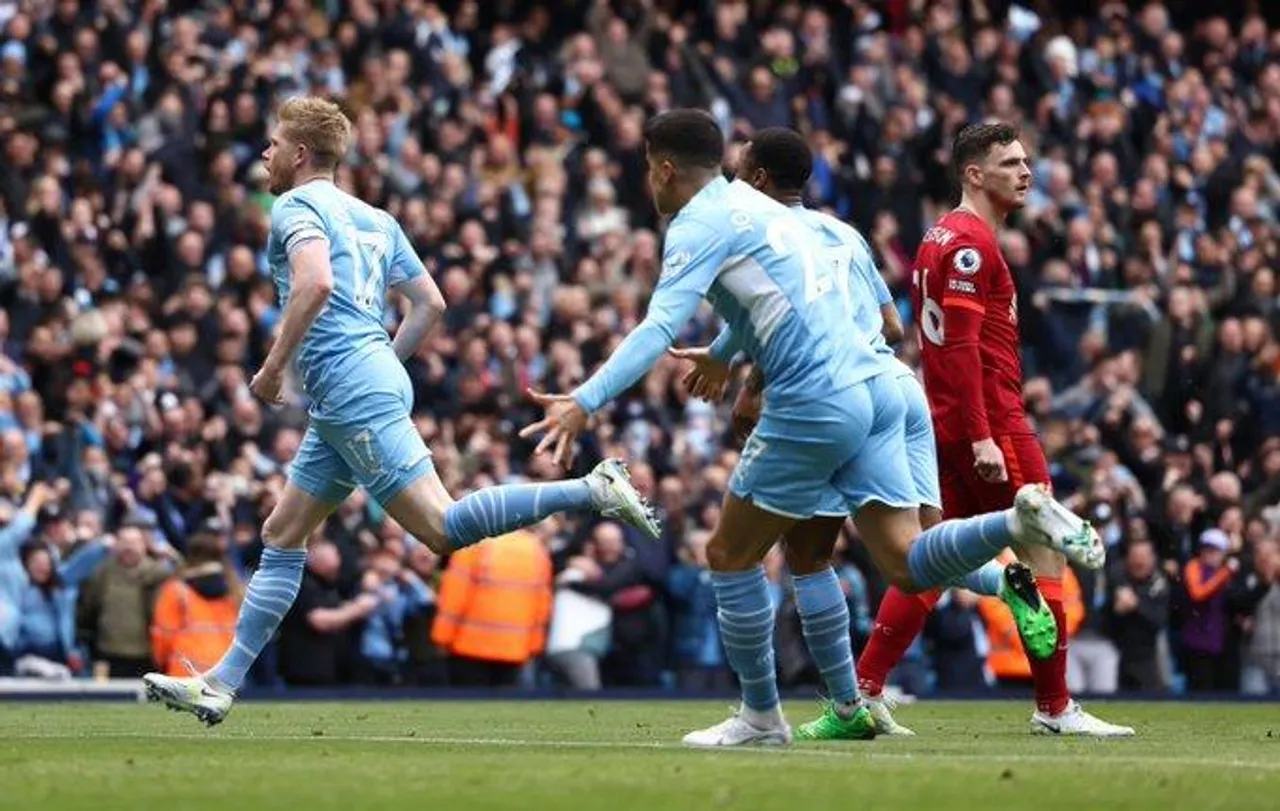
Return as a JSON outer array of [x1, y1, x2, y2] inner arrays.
[[267, 180, 426, 405], [573, 178, 884, 416], [268, 180, 434, 506], [791, 207, 914, 378], [790, 207, 941, 514], [572, 178, 911, 520]]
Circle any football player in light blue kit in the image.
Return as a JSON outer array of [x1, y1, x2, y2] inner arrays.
[[523, 110, 1095, 747], [725, 128, 1056, 738], [143, 97, 659, 725]]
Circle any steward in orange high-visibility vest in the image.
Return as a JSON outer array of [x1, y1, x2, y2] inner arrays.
[[431, 530, 553, 665], [150, 534, 242, 676]]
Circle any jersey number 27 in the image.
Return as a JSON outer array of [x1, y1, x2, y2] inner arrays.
[[766, 218, 852, 315]]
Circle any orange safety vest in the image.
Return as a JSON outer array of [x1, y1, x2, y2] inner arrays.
[[150, 577, 240, 676], [431, 530, 553, 664], [977, 568, 1083, 681]]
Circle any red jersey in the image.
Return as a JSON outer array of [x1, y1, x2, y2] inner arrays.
[[911, 209, 1030, 444]]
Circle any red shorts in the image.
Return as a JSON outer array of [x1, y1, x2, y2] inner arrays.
[[936, 433, 1051, 520]]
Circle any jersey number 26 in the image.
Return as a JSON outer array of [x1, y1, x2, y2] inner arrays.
[[915, 266, 944, 345]]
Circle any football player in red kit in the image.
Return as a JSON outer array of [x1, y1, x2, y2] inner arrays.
[[856, 123, 1134, 737]]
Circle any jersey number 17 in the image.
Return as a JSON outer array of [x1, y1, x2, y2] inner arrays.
[[347, 228, 389, 313]]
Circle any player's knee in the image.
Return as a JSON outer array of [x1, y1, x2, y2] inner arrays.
[[884, 566, 922, 593], [705, 533, 755, 572], [1019, 544, 1064, 577], [262, 512, 307, 550], [877, 549, 923, 593], [784, 544, 830, 576]]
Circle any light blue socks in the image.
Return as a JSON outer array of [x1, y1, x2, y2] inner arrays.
[[793, 568, 858, 704], [209, 546, 306, 691], [711, 566, 779, 711], [907, 511, 1012, 589], [444, 480, 594, 549]]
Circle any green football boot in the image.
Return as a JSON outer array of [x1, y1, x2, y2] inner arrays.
[[794, 702, 878, 741], [999, 561, 1059, 661]]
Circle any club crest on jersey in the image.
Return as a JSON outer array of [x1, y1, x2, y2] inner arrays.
[[953, 248, 981, 275], [663, 250, 692, 276]]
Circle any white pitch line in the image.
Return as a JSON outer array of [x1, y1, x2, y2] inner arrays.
[[5, 730, 1279, 772]]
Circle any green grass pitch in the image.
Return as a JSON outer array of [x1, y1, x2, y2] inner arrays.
[[3, 700, 1277, 810]]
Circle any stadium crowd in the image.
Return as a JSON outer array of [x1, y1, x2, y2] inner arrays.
[[0, 0, 1278, 697]]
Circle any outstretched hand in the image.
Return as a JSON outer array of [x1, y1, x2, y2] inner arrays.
[[668, 346, 732, 402], [518, 390, 589, 470]]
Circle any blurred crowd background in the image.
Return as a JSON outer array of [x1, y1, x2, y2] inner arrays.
[[0, 0, 1278, 697]]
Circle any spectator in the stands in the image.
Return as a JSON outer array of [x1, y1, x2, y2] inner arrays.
[[276, 537, 378, 688], [1180, 529, 1239, 691], [76, 519, 175, 678], [1108, 539, 1171, 692], [150, 529, 241, 676], [1236, 538, 1280, 695]]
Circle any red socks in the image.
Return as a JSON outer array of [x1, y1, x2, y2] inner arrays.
[[856, 587, 941, 696], [1030, 576, 1071, 716]]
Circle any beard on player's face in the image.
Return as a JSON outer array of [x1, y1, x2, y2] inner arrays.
[[979, 170, 1029, 213], [267, 145, 301, 195]]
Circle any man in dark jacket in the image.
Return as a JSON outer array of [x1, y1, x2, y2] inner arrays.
[[1107, 539, 1171, 691], [567, 521, 664, 687]]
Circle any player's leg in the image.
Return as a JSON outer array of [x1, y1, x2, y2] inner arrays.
[[143, 429, 350, 725], [682, 491, 797, 747], [382, 454, 658, 552], [844, 379, 1064, 664], [782, 510, 877, 741], [855, 391, 965, 731], [329, 357, 659, 552], [983, 436, 1133, 737], [839, 377, 1013, 593], [683, 401, 868, 747]]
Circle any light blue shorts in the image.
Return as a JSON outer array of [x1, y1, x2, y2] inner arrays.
[[290, 348, 434, 506], [730, 374, 917, 520], [813, 371, 941, 516], [898, 373, 942, 511]]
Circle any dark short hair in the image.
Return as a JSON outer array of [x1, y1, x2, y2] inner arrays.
[[950, 122, 1020, 186], [643, 109, 724, 170], [747, 128, 813, 192]]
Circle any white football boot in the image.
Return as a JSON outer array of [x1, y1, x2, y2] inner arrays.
[[1030, 701, 1135, 737], [682, 706, 793, 748], [143, 672, 235, 727], [587, 458, 662, 539], [1012, 485, 1106, 570], [866, 693, 916, 736]]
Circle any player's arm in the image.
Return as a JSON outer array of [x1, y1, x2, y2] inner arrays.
[[875, 259, 904, 345], [388, 225, 446, 361], [260, 197, 334, 380], [880, 303, 904, 344], [870, 265, 904, 344], [929, 244, 998, 456], [571, 217, 729, 414], [853, 232, 904, 343], [707, 326, 745, 365]]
